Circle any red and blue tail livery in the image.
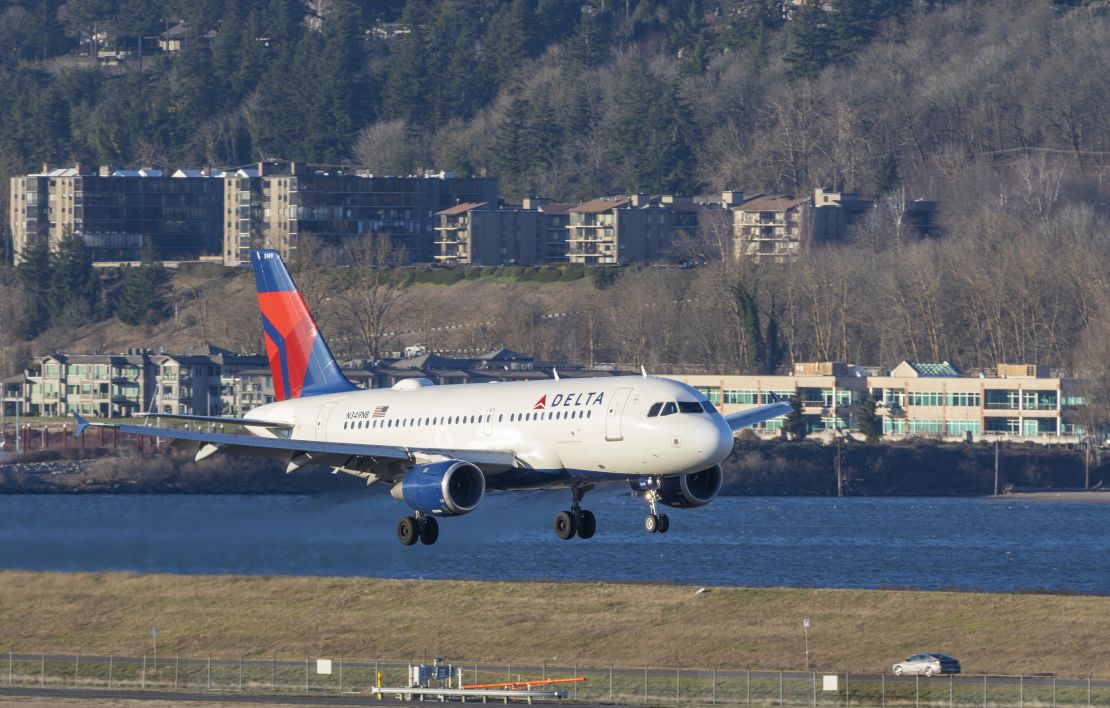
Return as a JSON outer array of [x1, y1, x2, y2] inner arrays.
[[251, 250, 356, 400]]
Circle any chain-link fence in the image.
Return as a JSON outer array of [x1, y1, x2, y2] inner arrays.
[[4, 651, 1110, 706]]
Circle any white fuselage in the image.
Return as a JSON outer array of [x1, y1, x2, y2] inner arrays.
[[245, 375, 734, 488]]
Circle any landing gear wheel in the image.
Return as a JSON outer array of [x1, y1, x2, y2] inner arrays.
[[554, 510, 577, 540], [397, 516, 418, 546], [576, 510, 597, 539], [645, 514, 659, 534], [419, 516, 439, 545], [656, 513, 670, 533]]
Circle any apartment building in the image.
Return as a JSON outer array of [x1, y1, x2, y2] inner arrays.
[[565, 195, 675, 265], [434, 202, 544, 266], [10, 164, 224, 264], [669, 361, 1085, 443], [1, 346, 266, 419], [227, 164, 498, 265]]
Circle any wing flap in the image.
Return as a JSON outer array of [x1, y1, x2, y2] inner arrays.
[[140, 412, 293, 430]]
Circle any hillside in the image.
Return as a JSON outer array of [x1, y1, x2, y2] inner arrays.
[[0, 0, 1108, 411]]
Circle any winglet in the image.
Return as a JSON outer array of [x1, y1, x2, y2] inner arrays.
[[767, 391, 783, 403], [73, 412, 89, 438]]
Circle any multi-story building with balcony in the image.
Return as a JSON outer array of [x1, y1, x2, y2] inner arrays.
[[433, 202, 544, 266], [565, 195, 673, 265], [10, 164, 224, 264], [16, 352, 156, 418], [225, 163, 499, 265], [670, 361, 1085, 443], [731, 193, 809, 262], [1, 346, 265, 419]]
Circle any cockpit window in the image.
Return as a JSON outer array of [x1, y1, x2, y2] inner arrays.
[[647, 402, 663, 417], [678, 401, 704, 414], [660, 401, 678, 416]]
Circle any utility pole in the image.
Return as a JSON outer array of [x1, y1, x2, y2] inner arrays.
[[835, 431, 844, 497], [993, 440, 1000, 495], [1084, 437, 1090, 491]]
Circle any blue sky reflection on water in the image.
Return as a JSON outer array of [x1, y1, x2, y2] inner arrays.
[[0, 492, 1107, 594]]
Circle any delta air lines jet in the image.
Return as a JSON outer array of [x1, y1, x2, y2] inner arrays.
[[75, 250, 790, 546]]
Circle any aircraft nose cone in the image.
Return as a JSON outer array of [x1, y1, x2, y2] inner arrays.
[[695, 420, 733, 462]]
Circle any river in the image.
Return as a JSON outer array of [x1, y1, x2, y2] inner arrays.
[[0, 491, 1106, 594]]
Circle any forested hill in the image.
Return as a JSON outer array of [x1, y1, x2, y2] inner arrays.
[[0, 0, 1105, 204], [0, 0, 1109, 397]]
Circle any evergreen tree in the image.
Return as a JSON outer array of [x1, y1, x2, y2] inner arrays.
[[784, 3, 833, 79], [15, 239, 52, 338], [734, 279, 765, 373], [562, 4, 611, 72], [116, 238, 166, 326], [48, 229, 100, 327], [856, 393, 883, 443], [606, 66, 700, 194], [875, 151, 900, 195], [782, 395, 808, 441]]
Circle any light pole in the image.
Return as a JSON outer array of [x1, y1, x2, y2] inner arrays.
[[803, 618, 810, 669]]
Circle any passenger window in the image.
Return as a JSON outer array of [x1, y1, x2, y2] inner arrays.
[[661, 402, 677, 416], [648, 402, 663, 417]]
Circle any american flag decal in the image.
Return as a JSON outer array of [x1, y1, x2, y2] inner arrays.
[[372, 405, 390, 418]]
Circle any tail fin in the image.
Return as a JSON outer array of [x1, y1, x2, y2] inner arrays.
[[251, 250, 357, 401]]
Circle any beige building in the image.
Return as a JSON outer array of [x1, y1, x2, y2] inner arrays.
[[565, 195, 672, 265], [669, 361, 1085, 443]]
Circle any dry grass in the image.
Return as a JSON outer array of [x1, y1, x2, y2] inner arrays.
[[2, 573, 1109, 678]]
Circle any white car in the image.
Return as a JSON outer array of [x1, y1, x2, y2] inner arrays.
[[892, 653, 961, 677]]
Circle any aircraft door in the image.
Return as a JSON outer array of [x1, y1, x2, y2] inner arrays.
[[605, 387, 633, 441], [315, 400, 337, 441]]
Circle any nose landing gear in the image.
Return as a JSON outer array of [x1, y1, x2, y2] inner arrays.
[[554, 484, 596, 540], [641, 477, 670, 534]]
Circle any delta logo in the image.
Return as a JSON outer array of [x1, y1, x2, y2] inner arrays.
[[532, 392, 606, 409]]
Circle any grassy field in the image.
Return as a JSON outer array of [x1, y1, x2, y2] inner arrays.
[[1, 572, 1108, 678]]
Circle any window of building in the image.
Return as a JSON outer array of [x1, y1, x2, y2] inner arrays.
[[883, 390, 904, 408], [946, 419, 981, 435], [946, 392, 981, 407], [908, 391, 944, 407], [724, 390, 758, 405], [697, 387, 722, 405]]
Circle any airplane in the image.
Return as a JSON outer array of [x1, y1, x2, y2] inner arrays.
[[75, 249, 791, 546]]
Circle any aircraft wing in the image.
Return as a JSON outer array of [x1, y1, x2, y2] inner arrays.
[[74, 414, 516, 478], [722, 398, 793, 432]]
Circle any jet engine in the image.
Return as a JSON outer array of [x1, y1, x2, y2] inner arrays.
[[657, 465, 723, 508], [390, 460, 485, 516]]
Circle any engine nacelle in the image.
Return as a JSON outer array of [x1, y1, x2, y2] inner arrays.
[[390, 460, 485, 516], [658, 465, 723, 508]]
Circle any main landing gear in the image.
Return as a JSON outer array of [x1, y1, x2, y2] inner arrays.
[[553, 484, 596, 540], [397, 513, 439, 546], [641, 477, 670, 534]]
